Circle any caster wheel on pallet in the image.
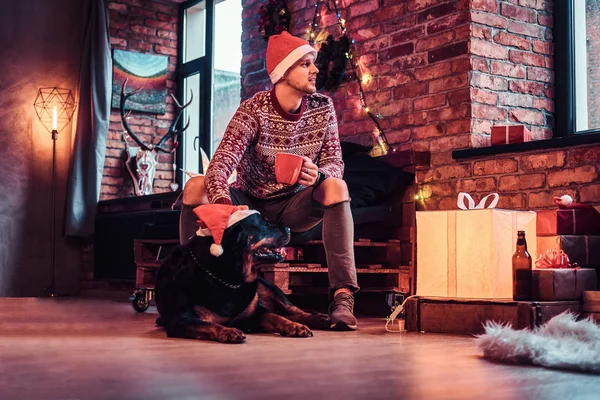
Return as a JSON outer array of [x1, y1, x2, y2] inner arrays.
[[131, 291, 149, 313]]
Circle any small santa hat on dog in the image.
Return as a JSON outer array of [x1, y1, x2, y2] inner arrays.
[[193, 204, 259, 257], [266, 31, 317, 84]]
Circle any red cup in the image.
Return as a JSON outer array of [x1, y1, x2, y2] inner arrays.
[[275, 153, 304, 185]]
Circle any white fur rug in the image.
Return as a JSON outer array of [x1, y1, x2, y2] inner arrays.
[[476, 313, 600, 374]]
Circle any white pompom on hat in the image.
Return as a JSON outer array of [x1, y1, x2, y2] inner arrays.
[[193, 204, 259, 257], [557, 194, 573, 206], [266, 31, 317, 84]]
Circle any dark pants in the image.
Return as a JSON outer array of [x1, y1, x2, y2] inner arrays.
[[179, 187, 359, 294]]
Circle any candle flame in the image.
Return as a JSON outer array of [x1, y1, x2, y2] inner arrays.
[[52, 106, 57, 131]]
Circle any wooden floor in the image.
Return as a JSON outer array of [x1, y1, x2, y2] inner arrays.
[[1, 298, 599, 400]]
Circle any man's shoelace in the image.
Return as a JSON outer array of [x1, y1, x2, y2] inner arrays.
[[332, 295, 354, 312]]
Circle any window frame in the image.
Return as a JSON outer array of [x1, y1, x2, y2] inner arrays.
[[555, 0, 600, 136], [554, 0, 575, 137], [176, 0, 215, 180]]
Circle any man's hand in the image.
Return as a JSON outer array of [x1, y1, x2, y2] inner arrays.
[[297, 156, 319, 186]]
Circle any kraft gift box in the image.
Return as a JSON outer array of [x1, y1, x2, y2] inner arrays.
[[416, 209, 537, 299]]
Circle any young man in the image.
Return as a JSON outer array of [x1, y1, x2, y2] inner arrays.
[[179, 31, 359, 331]]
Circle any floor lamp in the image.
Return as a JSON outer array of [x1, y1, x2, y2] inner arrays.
[[33, 88, 76, 297]]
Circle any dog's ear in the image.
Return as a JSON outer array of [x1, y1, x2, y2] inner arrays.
[[182, 236, 216, 265], [221, 213, 264, 251], [220, 220, 250, 253]]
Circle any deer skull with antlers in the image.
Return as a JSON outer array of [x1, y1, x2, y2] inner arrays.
[[120, 79, 192, 196]]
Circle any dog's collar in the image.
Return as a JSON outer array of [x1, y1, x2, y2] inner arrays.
[[187, 248, 242, 289]]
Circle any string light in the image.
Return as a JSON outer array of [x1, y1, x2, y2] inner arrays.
[[414, 186, 428, 201], [307, 0, 392, 153]]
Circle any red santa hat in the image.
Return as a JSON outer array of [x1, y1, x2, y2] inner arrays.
[[266, 31, 317, 84], [193, 204, 259, 257], [553, 194, 594, 209]]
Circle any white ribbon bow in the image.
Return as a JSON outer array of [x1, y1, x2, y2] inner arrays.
[[457, 192, 499, 210]]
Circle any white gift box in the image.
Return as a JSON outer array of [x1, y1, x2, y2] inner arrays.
[[416, 194, 537, 299]]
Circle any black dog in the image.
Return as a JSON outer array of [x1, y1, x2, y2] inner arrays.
[[155, 210, 329, 343]]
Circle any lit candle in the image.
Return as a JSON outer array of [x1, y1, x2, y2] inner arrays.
[[52, 106, 57, 131]]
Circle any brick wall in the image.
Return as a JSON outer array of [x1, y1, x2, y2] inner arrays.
[[85, 0, 600, 290], [241, 0, 271, 99], [470, 0, 554, 145], [97, 0, 600, 207], [418, 147, 600, 210], [416, 0, 599, 211], [96, 0, 600, 209], [238, 0, 599, 212], [242, 0, 472, 150], [81, 0, 182, 292], [102, 0, 182, 200]]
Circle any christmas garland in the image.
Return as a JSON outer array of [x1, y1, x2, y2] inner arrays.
[[308, 0, 391, 154], [258, 0, 290, 40], [315, 34, 350, 90]]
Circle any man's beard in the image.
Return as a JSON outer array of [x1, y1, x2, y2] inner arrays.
[[286, 76, 317, 94]]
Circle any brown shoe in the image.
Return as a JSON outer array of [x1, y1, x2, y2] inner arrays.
[[329, 293, 358, 331]]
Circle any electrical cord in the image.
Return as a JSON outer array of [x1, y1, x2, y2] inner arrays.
[[385, 295, 417, 333]]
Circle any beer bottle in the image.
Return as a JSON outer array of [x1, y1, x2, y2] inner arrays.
[[512, 230, 532, 301]]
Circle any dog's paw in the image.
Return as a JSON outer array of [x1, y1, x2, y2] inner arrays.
[[280, 322, 313, 338], [217, 327, 246, 344]]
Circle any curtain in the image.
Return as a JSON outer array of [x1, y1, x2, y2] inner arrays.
[[64, 0, 111, 237]]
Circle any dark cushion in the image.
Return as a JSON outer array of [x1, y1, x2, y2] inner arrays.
[[340, 142, 414, 208], [288, 204, 403, 245], [340, 141, 371, 158], [141, 210, 180, 240], [288, 141, 412, 245]]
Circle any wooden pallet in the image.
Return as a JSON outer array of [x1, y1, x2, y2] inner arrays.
[[259, 238, 410, 295], [133, 239, 178, 289], [132, 238, 412, 296], [258, 265, 410, 296], [285, 238, 407, 265]]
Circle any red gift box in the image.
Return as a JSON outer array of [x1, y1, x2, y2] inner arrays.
[[537, 208, 600, 236], [491, 125, 531, 145]]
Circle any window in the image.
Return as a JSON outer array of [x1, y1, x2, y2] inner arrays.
[[177, 0, 242, 182], [212, 0, 242, 152], [453, 1, 600, 158], [555, 0, 600, 135]]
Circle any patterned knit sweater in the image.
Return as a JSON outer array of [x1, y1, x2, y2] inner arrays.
[[205, 89, 344, 204]]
